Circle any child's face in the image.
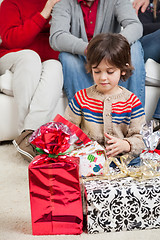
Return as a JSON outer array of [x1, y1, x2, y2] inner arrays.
[[92, 58, 125, 95]]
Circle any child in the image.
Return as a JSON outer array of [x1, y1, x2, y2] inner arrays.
[[64, 33, 146, 164]]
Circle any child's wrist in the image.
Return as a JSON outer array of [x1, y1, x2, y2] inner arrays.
[[123, 139, 131, 152]]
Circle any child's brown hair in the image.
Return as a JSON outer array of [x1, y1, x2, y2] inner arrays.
[[86, 33, 134, 81]]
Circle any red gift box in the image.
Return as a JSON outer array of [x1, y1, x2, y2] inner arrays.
[[28, 115, 91, 235], [29, 154, 83, 235]]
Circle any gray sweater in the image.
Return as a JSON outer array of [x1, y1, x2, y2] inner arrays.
[[49, 0, 143, 55]]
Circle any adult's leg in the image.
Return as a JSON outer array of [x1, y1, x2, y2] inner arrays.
[[59, 52, 94, 102], [0, 50, 42, 133], [24, 59, 63, 131], [140, 29, 160, 63], [0, 52, 63, 133], [119, 41, 146, 107]]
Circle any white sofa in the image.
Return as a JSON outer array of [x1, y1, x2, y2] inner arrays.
[[0, 87, 68, 142]]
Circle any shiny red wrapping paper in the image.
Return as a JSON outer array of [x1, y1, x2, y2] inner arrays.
[[28, 115, 91, 235], [29, 154, 83, 235]]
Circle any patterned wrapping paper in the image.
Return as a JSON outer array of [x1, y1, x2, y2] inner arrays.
[[83, 177, 160, 234], [69, 141, 106, 177]]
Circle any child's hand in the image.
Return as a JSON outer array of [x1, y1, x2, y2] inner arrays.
[[41, 0, 60, 19], [104, 133, 131, 157]]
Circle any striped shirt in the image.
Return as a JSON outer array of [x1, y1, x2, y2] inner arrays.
[[69, 87, 145, 125]]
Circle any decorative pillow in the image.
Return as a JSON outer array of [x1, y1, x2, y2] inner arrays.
[[0, 70, 13, 96]]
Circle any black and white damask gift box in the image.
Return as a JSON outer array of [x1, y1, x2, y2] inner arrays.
[[83, 177, 160, 234]]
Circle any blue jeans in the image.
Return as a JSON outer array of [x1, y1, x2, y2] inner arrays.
[[140, 29, 160, 63], [59, 41, 145, 107], [110, 156, 141, 168]]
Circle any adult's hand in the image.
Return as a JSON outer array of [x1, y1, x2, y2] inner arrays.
[[41, 0, 60, 19], [132, 0, 149, 15]]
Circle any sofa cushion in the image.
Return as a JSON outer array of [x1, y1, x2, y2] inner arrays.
[[145, 58, 160, 87], [0, 70, 13, 96]]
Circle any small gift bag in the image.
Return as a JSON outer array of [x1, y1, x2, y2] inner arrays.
[[140, 121, 160, 161], [28, 115, 91, 235], [135, 121, 160, 181]]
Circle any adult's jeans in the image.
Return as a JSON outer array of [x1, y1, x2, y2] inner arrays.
[[59, 41, 146, 107], [140, 29, 160, 64]]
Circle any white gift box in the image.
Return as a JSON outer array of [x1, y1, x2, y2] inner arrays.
[[83, 177, 160, 233]]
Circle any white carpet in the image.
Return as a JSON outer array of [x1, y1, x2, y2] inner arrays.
[[1, 142, 160, 240]]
